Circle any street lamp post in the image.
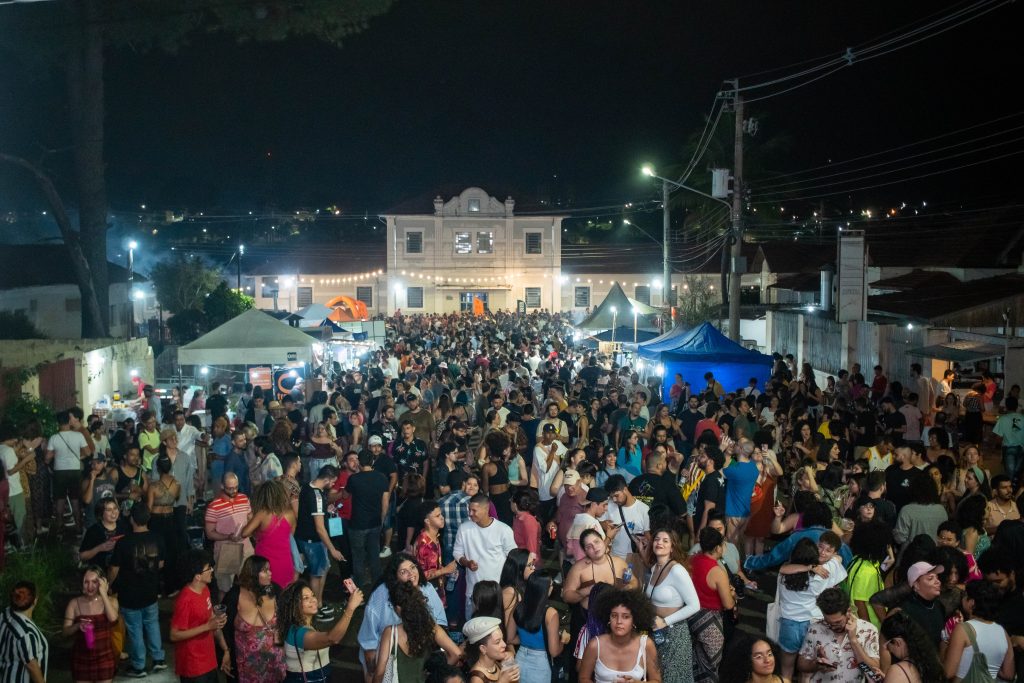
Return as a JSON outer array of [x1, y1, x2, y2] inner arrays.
[[633, 306, 638, 344], [127, 240, 137, 339], [610, 305, 618, 346], [237, 244, 245, 291]]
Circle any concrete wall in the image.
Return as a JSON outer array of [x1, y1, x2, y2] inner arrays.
[[0, 283, 155, 338], [0, 337, 153, 411]]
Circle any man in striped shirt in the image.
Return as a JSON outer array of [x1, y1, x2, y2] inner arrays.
[[0, 581, 47, 683], [203, 472, 253, 595]]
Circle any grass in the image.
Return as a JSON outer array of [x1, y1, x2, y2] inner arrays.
[[0, 542, 79, 636]]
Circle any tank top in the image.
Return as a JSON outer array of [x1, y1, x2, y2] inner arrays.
[[115, 465, 143, 495], [594, 634, 648, 683], [490, 461, 509, 487], [507, 457, 521, 484], [152, 479, 177, 507], [517, 622, 546, 650], [690, 554, 724, 610]]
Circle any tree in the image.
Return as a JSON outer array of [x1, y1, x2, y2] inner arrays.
[[0, 311, 47, 340], [150, 253, 221, 315], [2, 0, 394, 337], [204, 282, 255, 329]]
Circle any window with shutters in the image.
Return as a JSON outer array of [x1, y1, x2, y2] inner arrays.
[[525, 232, 542, 255], [476, 231, 493, 254], [297, 287, 313, 308], [356, 286, 373, 308], [407, 287, 424, 308], [454, 232, 472, 254], [525, 287, 541, 309], [574, 286, 590, 308], [634, 285, 651, 305], [406, 231, 423, 254]]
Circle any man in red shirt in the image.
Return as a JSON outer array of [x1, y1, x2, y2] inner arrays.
[[170, 549, 229, 683], [870, 365, 888, 403], [694, 402, 723, 443]]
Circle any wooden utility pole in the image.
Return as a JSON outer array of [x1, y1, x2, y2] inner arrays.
[[728, 83, 744, 341]]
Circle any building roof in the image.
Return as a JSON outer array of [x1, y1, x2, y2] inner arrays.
[[562, 241, 758, 276], [868, 273, 1024, 322], [767, 272, 821, 292], [869, 269, 962, 291], [241, 251, 386, 276], [0, 244, 142, 290], [752, 241, 835, 274], [863, 209, 1024, 268]]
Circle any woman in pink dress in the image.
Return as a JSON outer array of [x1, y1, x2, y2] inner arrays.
[[240, 480, 297, 588]]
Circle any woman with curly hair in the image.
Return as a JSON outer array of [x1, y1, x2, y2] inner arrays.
[[718, 633, 782, 683], [578, 588, 661, 683], [239, 480, 298, 588], [276, 579, 363, 682], [234, 555, 286, 682], [879, 611, 944, 682], [372, 581, 461, 683], [843, 519, 893, 628]]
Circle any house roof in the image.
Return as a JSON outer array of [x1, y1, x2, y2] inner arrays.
[[752, 241, 835, 274], [863, 209, 1024, 268], [869, 269, 962, 290], [768, 272, 821, 292], [562, 241, 758, 275], [868, 273, 1024, 321], [0, 244, 143, 290], [241, 252, 386, 276]]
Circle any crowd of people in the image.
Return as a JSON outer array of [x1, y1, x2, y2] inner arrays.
[[0, 308, 1023, 683]]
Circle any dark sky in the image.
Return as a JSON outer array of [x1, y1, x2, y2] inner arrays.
[[1, 0, 1022, 218]]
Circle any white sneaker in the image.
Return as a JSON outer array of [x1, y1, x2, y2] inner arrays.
[[379, 547, 392, 558]]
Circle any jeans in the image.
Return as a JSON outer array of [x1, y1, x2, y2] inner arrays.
[[516, 646, 551, 682], [122, 603, 165, 670], [1004, 445, 1024, 484], [349, 526, 382, 587]]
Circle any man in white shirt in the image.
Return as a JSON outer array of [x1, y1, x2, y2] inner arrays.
[[47, 409, 91, 528], [453, 493, 517, 618], [531, 424, 567, 522], [899, 394, 924, 443], [1, 425, 35, 536], [602, 475, 650, 569], [536, 402, 569, 445]]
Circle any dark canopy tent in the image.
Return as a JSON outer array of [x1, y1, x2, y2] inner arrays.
[[638, 322, 774, 403], [575, 282, 660, 331], [579, 325, 662, 348]]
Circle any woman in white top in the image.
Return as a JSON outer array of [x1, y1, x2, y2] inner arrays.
[[775, 534, 847, 681], [277, 580, 363, 682], [578, 588, 661, 683], [643, 529, 699, 683], [943, 580, 1015, 682]]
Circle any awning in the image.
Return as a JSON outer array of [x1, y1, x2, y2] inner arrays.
[[906, 340, 1005, 362]]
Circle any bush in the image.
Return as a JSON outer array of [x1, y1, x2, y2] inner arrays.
[[0, 544, 79, 636], [1, 393, 58, 437]]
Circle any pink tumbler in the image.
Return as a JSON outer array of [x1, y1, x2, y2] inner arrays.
[[82, 619, 95, 649]]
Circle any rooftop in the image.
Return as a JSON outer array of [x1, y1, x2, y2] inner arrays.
[[868, 272, 1024, 322], [0, 245, 143, 290]]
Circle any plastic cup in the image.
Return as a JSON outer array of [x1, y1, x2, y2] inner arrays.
[[213, 604, 227, 618], [82, 619, 95, 649]]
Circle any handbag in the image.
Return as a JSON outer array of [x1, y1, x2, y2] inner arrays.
[[328, 514, 344, 537], [381, 624, 400, 683], [960, 622, 996, 683]]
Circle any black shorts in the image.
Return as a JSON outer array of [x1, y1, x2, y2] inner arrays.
[[53, 469, 82, 499]]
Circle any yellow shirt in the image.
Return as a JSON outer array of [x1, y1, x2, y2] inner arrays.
[[138, 429, 161, 471]]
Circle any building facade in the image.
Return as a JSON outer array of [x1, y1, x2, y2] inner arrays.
[[384, 187, 565, 314]]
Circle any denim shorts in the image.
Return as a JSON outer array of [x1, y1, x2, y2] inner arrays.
[[297, 539, 330, 577], [778, 617, 810, 653]]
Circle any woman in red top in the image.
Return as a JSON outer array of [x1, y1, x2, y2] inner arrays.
[[512, 489, 542, 558], [414, 500, 457, 606], [689, 526, 737, 681], [63, 565, 120, 683]]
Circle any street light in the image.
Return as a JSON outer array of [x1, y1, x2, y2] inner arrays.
[[610, 305, 618, 346], [237, 244, 245, 290], [127, 241, 138, 339]]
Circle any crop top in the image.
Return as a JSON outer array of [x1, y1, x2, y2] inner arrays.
[[643, 562, 700, 626]]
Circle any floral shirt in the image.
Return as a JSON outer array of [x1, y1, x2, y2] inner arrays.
[[797, 617, 879, 683], [415, 531, 445, 606]]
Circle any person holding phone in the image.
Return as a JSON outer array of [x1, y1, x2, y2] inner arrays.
[[79, 498, 129, 568], [171, 549, 231, 683], [796, 588, 879, 682]]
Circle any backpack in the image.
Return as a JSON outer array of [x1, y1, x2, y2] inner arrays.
[[960, 622, 996, 683]]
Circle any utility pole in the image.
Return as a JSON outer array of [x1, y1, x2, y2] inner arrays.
[[237, 244, 244, 291], [662, 179, 672, 315], [728, 82, 744, 342]]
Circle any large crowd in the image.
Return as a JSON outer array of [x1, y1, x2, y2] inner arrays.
[[1, 309, 1023, 683]]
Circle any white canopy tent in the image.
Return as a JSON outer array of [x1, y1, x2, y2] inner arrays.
[[178, 309, 318, 366]]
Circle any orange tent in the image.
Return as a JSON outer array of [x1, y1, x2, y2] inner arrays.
[[472, 296, 485, 316], [324, 295, 369, 321]]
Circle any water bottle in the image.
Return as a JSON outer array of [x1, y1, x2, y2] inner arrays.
[[446, 568, 459, 592], [623, 563, 633, 584]]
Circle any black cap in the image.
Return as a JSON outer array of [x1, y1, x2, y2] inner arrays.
[[585, 487, 609, 504]]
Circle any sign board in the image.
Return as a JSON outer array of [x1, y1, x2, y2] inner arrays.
[[286, 351, 297, 361], [248, 366, 272, 390], [837, 231, 867, 322], [517, 300, 526, 314]]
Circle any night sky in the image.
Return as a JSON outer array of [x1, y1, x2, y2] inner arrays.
[[1, 0, 1022, 220]]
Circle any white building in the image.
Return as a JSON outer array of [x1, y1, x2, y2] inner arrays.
[[384, 187, 565, 313], [0, 245, 154, 339]]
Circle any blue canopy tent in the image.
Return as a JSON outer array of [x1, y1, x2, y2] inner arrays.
[[638, 322, 774, 403]]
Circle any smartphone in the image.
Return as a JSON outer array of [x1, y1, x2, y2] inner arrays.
[[343, 578, 357, 594], [109, 535, 126, 542]]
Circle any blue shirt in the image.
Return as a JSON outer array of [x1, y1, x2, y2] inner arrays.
[[596, 467, 635, 488], [438, 491, 469, 564], [743, 526, 853, 572], [723, 460, 759, 517], [618, 446, 643, 478]]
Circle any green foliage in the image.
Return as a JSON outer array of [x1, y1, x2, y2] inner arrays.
[[0, 544, 79, 636], [0, 311, 47, 340], [0, 393, 59, 436], [166, 308, 207, 344], [676, 276, 722, 328], [150, 253, 220, 315], [204, 281, 255, 329]]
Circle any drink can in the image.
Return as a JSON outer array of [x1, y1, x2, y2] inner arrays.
[[82, 619, 95, 649]]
